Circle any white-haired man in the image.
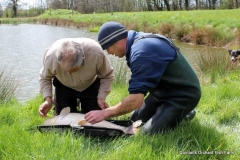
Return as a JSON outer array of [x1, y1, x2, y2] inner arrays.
[[39, 38, 114, 117]]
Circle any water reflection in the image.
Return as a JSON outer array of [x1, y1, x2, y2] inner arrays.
[[0, 24, 98, 102], [173, 40, 227, 71], [0, 24, 227, 103]]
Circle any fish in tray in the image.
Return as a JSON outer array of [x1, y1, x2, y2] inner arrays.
[[42, 107, 142, 135]]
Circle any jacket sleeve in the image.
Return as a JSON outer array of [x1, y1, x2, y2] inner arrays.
[[39, 48, 56, 99], [96, 54, 114, 100]]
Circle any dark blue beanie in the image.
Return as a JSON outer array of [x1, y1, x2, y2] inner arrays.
[[98, 21, 128, 50]]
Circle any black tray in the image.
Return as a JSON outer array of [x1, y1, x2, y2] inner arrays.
[[37, 120, 133, 138]]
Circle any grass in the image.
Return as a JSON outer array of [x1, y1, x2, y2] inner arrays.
[[0, 80, 239, 159], [0, 66, 20, 104], [1, 9, 240, 47], [38, 9, 239, 47], [0, 61, 240, 159]]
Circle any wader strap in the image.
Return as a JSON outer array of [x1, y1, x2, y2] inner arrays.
[[133, 34, 180, 52]]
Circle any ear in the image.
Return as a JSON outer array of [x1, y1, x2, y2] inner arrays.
[[228, 50, 232, 55], [237, 50, 240, 54]]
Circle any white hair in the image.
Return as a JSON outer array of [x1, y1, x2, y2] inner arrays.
[[56, 41, 84, 71]]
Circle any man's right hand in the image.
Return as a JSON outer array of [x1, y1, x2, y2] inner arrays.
[[39, 97, 53, 117]]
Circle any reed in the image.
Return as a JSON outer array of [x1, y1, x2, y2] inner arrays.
[[195, 48, 237, 83], [0, 66, 20, 104], [112, 61, 130, 88]]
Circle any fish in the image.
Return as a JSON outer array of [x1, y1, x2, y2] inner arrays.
[[43, 107, 142, 135]]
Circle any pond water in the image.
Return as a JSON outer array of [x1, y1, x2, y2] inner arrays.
[[0, 24, 227, 103]]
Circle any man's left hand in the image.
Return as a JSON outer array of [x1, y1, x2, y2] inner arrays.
[[97, 98, 109, 109]]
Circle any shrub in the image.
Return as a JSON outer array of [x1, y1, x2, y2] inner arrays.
[[158, 22, 175, 38]]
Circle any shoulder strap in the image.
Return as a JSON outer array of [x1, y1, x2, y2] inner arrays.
[[133, 33, 180, 52]]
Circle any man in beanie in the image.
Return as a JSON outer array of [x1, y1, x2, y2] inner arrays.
[[85, 21, 201, 134], [39, 38, 114, 117]]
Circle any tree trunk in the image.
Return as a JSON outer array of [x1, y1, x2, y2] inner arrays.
[[235, 0, 239, 8], [195, 0, 199, 9], [212, 0, 217, 9], [146, 0, 153, 11], [185, 0, 189, 10], [12, 0, 17, 17], [152, 0, 163, 11], [163, 0, 170, 11]]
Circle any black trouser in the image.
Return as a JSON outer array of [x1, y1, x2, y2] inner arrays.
[[52, 77, 101, 115], [130, 93, 196, 134]]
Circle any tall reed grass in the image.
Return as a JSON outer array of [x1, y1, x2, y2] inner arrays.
[[111, 61, 130, 88], [0, 66, 20, 104], [195, 48, 238, 83]]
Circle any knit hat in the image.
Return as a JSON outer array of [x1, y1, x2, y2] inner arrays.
[[98, 21, 128, 50]]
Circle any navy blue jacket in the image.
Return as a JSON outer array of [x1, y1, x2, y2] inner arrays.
[[126, 30, 201, 106], [126, 30, 177, 95], [125, 30, 201, 120]]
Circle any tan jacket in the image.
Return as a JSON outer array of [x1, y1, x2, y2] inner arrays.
[[39, 38, 114, 100]]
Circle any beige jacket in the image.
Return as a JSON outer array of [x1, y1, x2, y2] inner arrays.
[[39, 38, 114, 100]]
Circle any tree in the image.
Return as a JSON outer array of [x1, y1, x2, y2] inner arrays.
[[0, 2, 2, 17], [195, 0, 199, 9], [185, 0, 190, 10], [163, 0, 171, 10], [212, 0, 217, 9], [5, 0, 22, 17]]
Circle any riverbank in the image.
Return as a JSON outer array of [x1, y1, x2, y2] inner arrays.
[[1, 9, 240, 49], [0, 72, 239, 159]]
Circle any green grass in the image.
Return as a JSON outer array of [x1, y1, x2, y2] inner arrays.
[[2, 9, 239, 47], [38, 9, 239, 47], [39, 9, 240, 34], [37, 9, 240, 29], [0, 72, 239, 159]]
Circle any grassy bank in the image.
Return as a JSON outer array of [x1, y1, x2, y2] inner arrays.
[[1, 9, 240, 48], [0, 53, 240, 159], [0, 73, 239, 159]]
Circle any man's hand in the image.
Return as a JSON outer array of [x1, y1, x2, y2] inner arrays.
[[84, 110, 106, 124], [97, 98, 109, 109], [39, 97, 53, 117], [85, 94, 144, 124]]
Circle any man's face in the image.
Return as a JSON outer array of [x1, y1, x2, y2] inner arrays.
[[106, 41, 125, 58]]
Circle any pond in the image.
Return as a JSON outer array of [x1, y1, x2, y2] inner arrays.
[[0, 24, 227, 103]]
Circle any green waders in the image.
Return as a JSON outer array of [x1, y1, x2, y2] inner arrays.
[[130, 34, 201, 134]]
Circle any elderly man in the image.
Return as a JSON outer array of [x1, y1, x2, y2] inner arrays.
[[85, 21, 201, 134], [39, 38, 114, 117]]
